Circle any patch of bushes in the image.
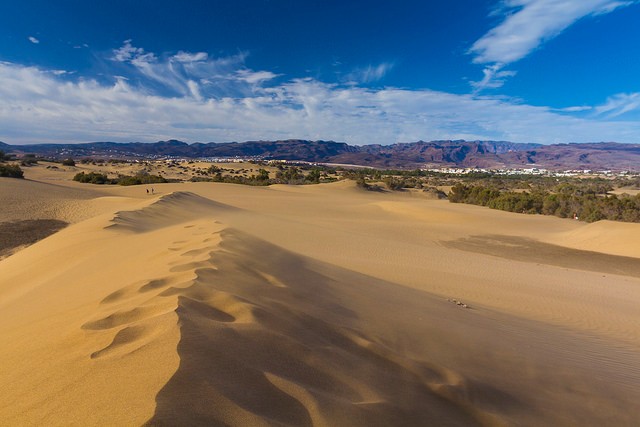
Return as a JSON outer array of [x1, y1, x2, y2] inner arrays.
[[73, 171, 110, 184], [275, 166, 304, 183], [256, 168, 270, 181], [0, 150, 14, 162], [383, 177, 407, 191], [116, 173, 168, 186], [193, 164, 335, 186], [73, 171, 168, 186], [423, 187, 447, 199], [20, 154, 38, 166], [0, 164, 24, 178], [448, 183, 640, 223]]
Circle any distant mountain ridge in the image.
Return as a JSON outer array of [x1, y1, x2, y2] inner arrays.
[[2, 139, 640, 171]]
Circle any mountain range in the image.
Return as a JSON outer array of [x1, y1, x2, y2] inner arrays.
[[2, 139, 640, 171]]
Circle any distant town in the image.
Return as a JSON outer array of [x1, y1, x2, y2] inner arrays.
[[2, 139, 640, 173]]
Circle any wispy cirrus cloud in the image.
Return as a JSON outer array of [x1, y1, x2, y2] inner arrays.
[[594, 92, 640, 117], [28, 36, 40, 44], [469, 0, 639, 91], [2, 51, 640, 146], [344, 62, 394, 84], [172, 51, 209, 63], [110, 40, 277, 99], [470, 64, 517, 92], [471, 0, 638, 65], [553, 105, 593, 113]]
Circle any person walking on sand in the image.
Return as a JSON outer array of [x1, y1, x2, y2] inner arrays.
[[151, 187, 154, 194], [146, 188, 149, 194]]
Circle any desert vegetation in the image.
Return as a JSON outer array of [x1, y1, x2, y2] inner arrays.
[[73, 171, 168, 186], [342, 168, 640, 223], [73, 172, 111, 184], [0, 164, 24, 179], [0, 150, 14, 162], [20, 154, 39, 166], [448, 182, 640, 223], [0, 150, 24, 178], [191, 163, 337, 186]]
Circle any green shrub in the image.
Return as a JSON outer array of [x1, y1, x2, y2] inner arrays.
[[116, 173, 167, 186], [448, 181, 640, 223], [305, 168, 321, 183], [275, 166, 303, 183], [20, 154, 38, 166], [256, 168, 270, 181], [0, 164, 24, 178], [73, 171, 110, 184]]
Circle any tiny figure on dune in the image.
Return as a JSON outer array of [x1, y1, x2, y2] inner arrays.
[[146, 188, 149, 194], [151, 187, 155, 194]]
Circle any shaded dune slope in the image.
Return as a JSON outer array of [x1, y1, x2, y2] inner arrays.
[[144, 229, 640, 426], [145, 228, 492, 426], [443, 234, 640, 277]]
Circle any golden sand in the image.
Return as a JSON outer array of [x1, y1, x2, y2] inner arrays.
[[1, 166, 639, 426]]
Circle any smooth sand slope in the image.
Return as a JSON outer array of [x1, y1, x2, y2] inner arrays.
[[1, 176, 640, 426]]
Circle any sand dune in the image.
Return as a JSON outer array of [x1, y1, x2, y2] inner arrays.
[[0, 176, 108, 223], [1, 179, 640, 426], [547, 219, 640, 258], [108, 191, 238, 233]]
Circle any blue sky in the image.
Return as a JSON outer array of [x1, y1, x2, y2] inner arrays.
[[1, 0, 640, 145]]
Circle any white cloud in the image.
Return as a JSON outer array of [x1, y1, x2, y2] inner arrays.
[[111, 41, 257, 98], [471, 0, 639, 65], [1, 47, 639, 146], [172, 51, 209, 63], [28, 36, 40, 44], [594, 92, 640, 117], [468, 0, 639, 91], [49, 70, 75, 76], [470, 64, 517, 92], [553, 105, 593, 113], [186, 80, 203, 101], [234, 69, 279, 85], [345, 62, 394, 84], [112, 40, 147, 62]]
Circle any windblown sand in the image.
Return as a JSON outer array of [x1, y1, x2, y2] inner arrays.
[[1, 171, 639, 426]]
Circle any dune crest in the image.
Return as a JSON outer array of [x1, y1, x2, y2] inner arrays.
[[0, 192, 231, 425], [108, 191, 238, 233]]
